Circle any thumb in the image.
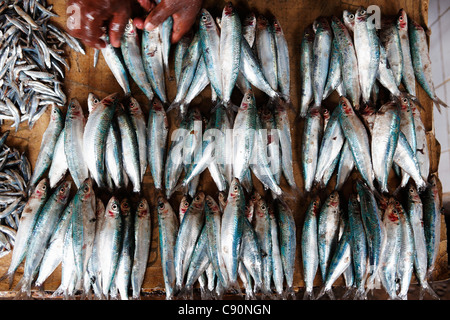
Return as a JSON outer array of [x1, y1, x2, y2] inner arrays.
[[143, 2, 175, 31]]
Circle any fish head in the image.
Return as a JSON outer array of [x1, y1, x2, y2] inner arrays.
[[313, 17, 331, 34], [260, 107, 273, 123], [157, 196, 171, 215], [408, 18, 423, 32], [311, 196, 321, 216], [79, 177, 94, 201], [240, 90, 255, 110], [223, 2, 236, 17], [273, 18, 283, 34], [428, 174, 439, 197], [327, 191, 340, 208], [33, 178, 49, 200], [123, 19, 137, 37], [399, 93, 411, 112], [322, 108, 330, 122], [244, 204, 254, 220], [191, 191, 206, 210], [355, 7, 368, 22], [250, 191, 262, 205], [56, 180, 71, 203], [349, 194, 360, 211], [218, 192, 227, 209], [228, 178, 244, 201], [88, 92, 101, 113], [407, 183, 421, 203], [205, 195, 220, 214], [256, 199, 269, 218], [50, 104, 62, 122], [343, 10, 355, 29], [101, 92, 120, 108], [127, 96, 142, 116], [96, 198, 105, 217], [106, 196, 120, 218], [179, 195, 190, 216], [137, 198, 149, 218], [244, 12, 256, 28], [68, 98, 84, 119], [190, 107, 202, 122], [120, 198, 131, 217], [303, 24, 315, 42], [256, 14, 268, 30], [309, 106, 321, 118], [396, 9, 408, 31], [200, 9, 216, 30], [386, 197, 400, 223], [339, 96, 354, 115]]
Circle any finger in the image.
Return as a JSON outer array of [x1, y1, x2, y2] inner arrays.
[[109, 12, 129, 48], [170, 7, 200, 43], [136, 0, 155, 12], [81, 15, 108, 49], [143, 2, 175, 31], [133, 17, 145, 29]]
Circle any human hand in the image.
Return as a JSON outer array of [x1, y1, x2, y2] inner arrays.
[[66, 0, 136, 49], [133, 0, 202, 43]]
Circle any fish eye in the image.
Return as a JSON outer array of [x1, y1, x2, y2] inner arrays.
[[184, 201, 189, 207], [195, 196, 200, 201], [94, 99, 99, 104], [361, 9, 366, 15], [261, 205, 266, 210], [233, 186, 238, 192], [158, 202, 164, 209], [60, 187, 65, 193], [395, 201, 400, 206], [41, 185, 46, 190], [112, 203, 118, 210], [202, 15, 207, 21], [330, 194, 335, 199], [399, 16, 403, 21], [83, 186, 90, 193], [349, 14, 354, 19]]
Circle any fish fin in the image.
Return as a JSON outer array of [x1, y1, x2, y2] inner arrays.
[[420, 282, 440, 300], [0, 270, 14, 290], [316, 285, 335, 300], [434, 97, 449, 112], [353, 288, 367, 300], [342, 287, 356, 300], [303, 288, 315, 300]]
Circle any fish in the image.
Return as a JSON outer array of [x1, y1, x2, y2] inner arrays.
[[331, 16, 361, 109], [104, 119, 124, 189], [0, 178, 49, 288], [101, 35, 131, 94], [379, 198, 402, 300], [232, 90, 257, 182], [338, 97, 375, 191], [275, 199, 296, 299], [314, 106, 345, 186], [116, 103, 141, 193], [243, 12, 256, 47], [299, 25, 315, 117], [302, 106, 323, 193], [422, 174, 442, 281], [273, 18, 290, 103], [30, 105, 63, 186], [174, 192, 205, 291], [64, 98, 89, 189], [318, 191, 341, 282], [130, 197, 151, 300], [256, 15, 278, 92], [371, 101, 400, 193], [47, 128, 68, 188], [347, 194, 368, 300], [199, 9, 223, 102], [380, 18, 403, 87], [221, 178, 246, 289], [142, 24, 168, 105], [174, 33, 193, 84], [312, 17, 332, 107], [147, 97, 169, 190], [71, 178, 97, 287], [396, 9, 416, 96], [323, 38, 344, 100], [99, 196, 122, 298], [16, 180, 71, 298], [268, 204, 284, 298], [219, 2, 242, 107], [121, 20, 155, 101], [409, 18, 448, 111], [83, 93, 119, 189], [353, 7, 380, 104], [405, 183, 439, 300], [157, 196, 179, 300]]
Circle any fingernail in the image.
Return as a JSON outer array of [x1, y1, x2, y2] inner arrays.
[[145, 22, 155, 31]]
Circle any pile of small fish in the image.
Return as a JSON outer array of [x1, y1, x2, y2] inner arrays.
[[157, 178, 296, 300], [0, 130, 31, 258], [0, 0, 85, 130], [299, 7, 444, 300], [0, 176, 151, 300], [301, 177, 441, 300]]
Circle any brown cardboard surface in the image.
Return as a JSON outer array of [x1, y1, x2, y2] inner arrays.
[[0, 0, 447, 298]]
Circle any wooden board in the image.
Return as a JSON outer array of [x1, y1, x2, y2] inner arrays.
[[0, 0, 448, 298]]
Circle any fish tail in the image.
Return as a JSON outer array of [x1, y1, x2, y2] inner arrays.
[[302, 288, 315, 300], [341, 287, 356, 300], [434, 97, 449, 113], [285, 285, 296, 300], [420, 281, 440, 300], [353, 287, 367, 300], [0, 270, 15, 290], [200, 287, 213, 300]]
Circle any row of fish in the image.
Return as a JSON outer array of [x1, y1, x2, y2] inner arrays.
[[0, 130, 32, 258], [0, 176, 151, 300], [28, 92, 147, 195], [100, 2, 290, 123], [300, 7, 447, 118], [0, 0, 85, 130], [301, 178, 441, 300], [157, 178, 296, 300]]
